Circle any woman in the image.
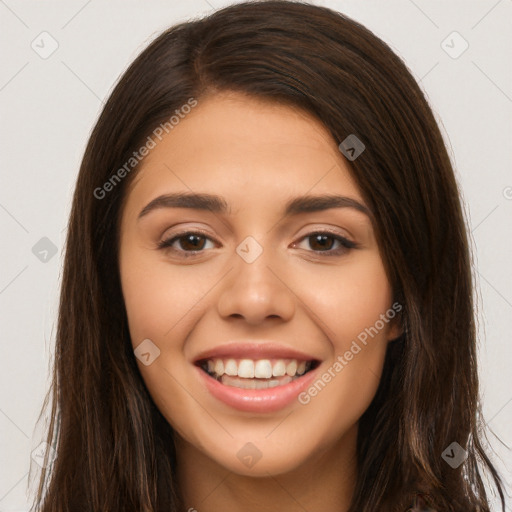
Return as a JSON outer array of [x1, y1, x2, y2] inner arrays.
[[31, 1, 506, 510]]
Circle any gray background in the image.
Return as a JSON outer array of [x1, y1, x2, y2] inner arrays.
[[0, 1, 511, 510]]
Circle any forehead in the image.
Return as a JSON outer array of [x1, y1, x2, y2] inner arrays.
[[123, 92, 363, 214]]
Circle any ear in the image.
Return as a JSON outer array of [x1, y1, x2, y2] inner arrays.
[[386, 309, 404, 342], [387, 320, 403, 342]]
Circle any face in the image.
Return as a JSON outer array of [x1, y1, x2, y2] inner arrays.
[[118, 91, 401, 477]]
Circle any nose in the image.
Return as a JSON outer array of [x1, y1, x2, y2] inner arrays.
[[216, 242, 296, 325]]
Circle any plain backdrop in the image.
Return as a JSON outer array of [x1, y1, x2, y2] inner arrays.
[[0, 1, 511, 510]]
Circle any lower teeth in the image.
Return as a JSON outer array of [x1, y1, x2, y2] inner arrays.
[[219, 373, 296, 389]]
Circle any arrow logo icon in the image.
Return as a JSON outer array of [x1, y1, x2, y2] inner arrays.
[[441, 442, 467, 468], [339, 134, 365, 161], [440, 31, 468, 59], [32, 236, 58, 263], [236, 442, 263, 468], [236, 236, 263, 263], [134, 339, 161, 366], [444, 449, 455, 458], [31, 31, 59, 59]]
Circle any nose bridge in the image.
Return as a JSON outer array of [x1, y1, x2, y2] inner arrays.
[[237, 235, 277, 290], [216, 234, 295, 323], [234, 233, 281, 296]]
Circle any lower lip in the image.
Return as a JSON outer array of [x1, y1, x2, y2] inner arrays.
[[195, 364, 320, 413]]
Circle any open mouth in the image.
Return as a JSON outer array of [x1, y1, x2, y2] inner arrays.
[[196, 357, 321, 390]]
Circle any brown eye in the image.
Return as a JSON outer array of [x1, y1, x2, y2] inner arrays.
[[157, 231, 216, 256], [174, 233, 208, 251], [308, 233, 337, 251], [294, 231, 357, 255]]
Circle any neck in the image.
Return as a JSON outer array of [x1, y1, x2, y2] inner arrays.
[[175, 425, 358, 512]]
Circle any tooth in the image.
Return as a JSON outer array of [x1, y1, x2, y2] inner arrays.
[[282, 375, 292, 385], [214, 359, 224, 376], [241, 377, 256, 389], [254, 360, 272, 378], [225, 359, 238, 376], [272, 360, 286, 377], [238, 359, 254, 378], [221, 374, 295, 389], [211, 358, 309, 379], [286, 360, 297, 377], [224, 376, 255, 389]]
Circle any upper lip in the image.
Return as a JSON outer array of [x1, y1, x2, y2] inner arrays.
[[193, 341, 320, 363]]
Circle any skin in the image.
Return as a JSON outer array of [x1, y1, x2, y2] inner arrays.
[[118, 91, 401, 511]]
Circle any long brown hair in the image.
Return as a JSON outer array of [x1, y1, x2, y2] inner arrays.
[[30, 1, 506, 510]]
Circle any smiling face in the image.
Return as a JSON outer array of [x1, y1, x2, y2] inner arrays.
[[118, 91, 401, 479]]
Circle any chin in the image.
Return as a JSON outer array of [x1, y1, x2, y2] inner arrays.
[[204, 434, 316, 477], [221, 450, 308, 478]]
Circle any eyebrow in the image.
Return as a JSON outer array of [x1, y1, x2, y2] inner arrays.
[[137, 192, 372, 220]]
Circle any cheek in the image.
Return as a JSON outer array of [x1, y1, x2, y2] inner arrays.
[[296, 252, 393, 346], [119, 247, 211, 345], [293, 254, 393, 429], [293, 253, 392, 408], [119, 246, 209, 435]]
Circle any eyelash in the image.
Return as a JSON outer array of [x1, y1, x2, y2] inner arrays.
[[157, 229, 358, 258]]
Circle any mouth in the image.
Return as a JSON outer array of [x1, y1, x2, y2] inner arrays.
[[195, 357, 321, 390], [192, 342, 323, 412]]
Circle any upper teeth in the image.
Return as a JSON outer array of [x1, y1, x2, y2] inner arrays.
[[205, 358, 309, 378]]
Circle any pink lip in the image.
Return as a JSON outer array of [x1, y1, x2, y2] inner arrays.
[[192, 341, 319, 363], [195, 363, 321, 413]]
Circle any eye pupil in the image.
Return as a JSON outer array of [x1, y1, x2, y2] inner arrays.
[[310, 234, 334, 251], [181, 234, 205, 250]]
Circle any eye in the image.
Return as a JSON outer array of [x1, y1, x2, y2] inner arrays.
[[157, 229, 357, 259], [157, 231, 217, 257], [292, 231, 357, 256]]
